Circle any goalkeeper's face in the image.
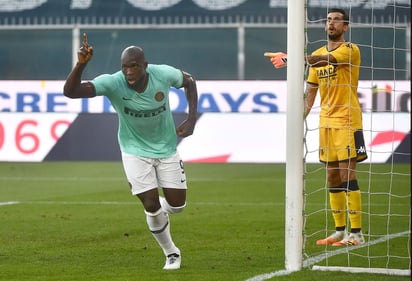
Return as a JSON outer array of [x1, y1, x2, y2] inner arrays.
[[325, 12, 349, 41]]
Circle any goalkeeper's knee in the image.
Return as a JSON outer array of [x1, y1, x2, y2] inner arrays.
[[160, 196, 186, 214], [341, 180, 360, 192]]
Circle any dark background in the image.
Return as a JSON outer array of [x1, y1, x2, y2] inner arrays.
[[0, 0, 409, 81]]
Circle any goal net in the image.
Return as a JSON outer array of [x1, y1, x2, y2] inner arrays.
[[298, 0, 411, 276]]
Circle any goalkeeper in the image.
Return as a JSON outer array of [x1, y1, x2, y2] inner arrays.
[[267, 8, 367, 246]]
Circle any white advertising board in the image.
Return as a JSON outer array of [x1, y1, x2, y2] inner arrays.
[[0, 112, 409, 163], [0, 113, 77, 162], [178, 112, 410, 163]]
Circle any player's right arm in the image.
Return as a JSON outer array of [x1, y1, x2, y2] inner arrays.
[[63, 33, 97, 99], [304, 82, 318, 118], [264, 51, 338, 68]]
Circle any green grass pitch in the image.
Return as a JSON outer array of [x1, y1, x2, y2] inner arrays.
[[0, 162, 410, 281]]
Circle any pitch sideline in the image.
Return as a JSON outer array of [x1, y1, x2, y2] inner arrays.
[[0, 201, 20, 206]]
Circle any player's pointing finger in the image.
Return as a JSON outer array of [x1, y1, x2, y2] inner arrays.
[[82, 33, 88, 47]]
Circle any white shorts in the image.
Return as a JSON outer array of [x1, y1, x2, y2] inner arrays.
[[121, 151, 187, 195]]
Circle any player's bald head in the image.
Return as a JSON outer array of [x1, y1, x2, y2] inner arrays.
[[121, 46, 146, 62]]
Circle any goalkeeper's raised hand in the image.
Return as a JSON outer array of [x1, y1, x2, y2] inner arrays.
[[264, 52, 288, 69]]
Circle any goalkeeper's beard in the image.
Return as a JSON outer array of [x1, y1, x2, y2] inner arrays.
[[328, 32, 344, 41]]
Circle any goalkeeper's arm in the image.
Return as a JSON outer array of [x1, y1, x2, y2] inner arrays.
[[304, 82, 318, 118], [265, 52, 337, 68], [306, 54, 337, 67]]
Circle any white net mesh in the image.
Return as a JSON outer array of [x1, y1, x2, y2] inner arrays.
[[303, 1, 411, 275]]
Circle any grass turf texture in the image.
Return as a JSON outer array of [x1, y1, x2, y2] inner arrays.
[[0, 162, 409, 281]]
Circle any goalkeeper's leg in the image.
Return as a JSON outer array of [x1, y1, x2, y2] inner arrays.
[[332, 159, 365, 246], [316, 164, 347, 245], [339, 135, 365, 234], [316, 187, 347, 245], [347, 180, 362, 231], [330, 189, 347, 229], [332, 179, 365, 246]]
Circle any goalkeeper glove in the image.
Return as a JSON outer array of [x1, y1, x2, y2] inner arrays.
[[271, 52, 287, 68], [264, 52, 288, 69]]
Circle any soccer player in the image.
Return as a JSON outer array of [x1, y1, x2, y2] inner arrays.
[[267, 8, 367, 246], [63, 33, 198, 269]]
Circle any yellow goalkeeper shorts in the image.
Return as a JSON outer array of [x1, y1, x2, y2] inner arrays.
[[319, 127, 368, 163]]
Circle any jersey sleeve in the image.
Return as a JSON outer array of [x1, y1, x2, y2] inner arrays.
[[91, 73, 116, 97], [307, 67, 318, 85], [160, 65, 184, 89], [333, 42, 360, 66]]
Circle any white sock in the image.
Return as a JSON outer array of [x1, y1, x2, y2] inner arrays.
[[145, 208, 179, 256], [159, 196, 186, 214]]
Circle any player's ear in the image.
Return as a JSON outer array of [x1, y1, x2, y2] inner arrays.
[[343, 24, 349, 32]]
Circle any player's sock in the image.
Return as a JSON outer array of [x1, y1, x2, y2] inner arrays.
[[145, 208, 180, 256], [329, 189, 346, 229], [159, 196, 186, 214], [348, 180, 362, 230]]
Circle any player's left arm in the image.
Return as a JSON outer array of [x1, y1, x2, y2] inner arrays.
[[306, 53, 337, 67], [176, 71, 198, 137]]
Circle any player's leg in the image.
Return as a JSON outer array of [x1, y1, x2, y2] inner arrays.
[[339, 159, 362, 231], [156, 152, 188, 269], [136, 188, 161, 211], [316, 161, 347, 245], [331, 159, 364, 246], [328, 162, 347, 232], [161, 188, 186, 214], [156, 189, 185, 270], [158, 152, 188, 214], [121, 152, 180, 269], [316, 128, 346, 245], [332, 129, 367, 246], [142, 200, 181, 269]]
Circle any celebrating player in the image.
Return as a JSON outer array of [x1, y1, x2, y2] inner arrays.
[[64, 33, 198, 269], [267, 8, 367, 246]]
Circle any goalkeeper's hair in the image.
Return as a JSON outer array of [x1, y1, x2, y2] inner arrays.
[[327, 8, 350, 25]]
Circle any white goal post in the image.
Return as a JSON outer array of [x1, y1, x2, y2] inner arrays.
[[284, 0, 305, 272]]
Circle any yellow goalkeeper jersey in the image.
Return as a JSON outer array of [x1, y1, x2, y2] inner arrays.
[[307, 42, 362, 128]]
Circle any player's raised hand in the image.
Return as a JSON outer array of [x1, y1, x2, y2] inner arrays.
[[264, 52, 288, 69], [78, 33, 93, 64]]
